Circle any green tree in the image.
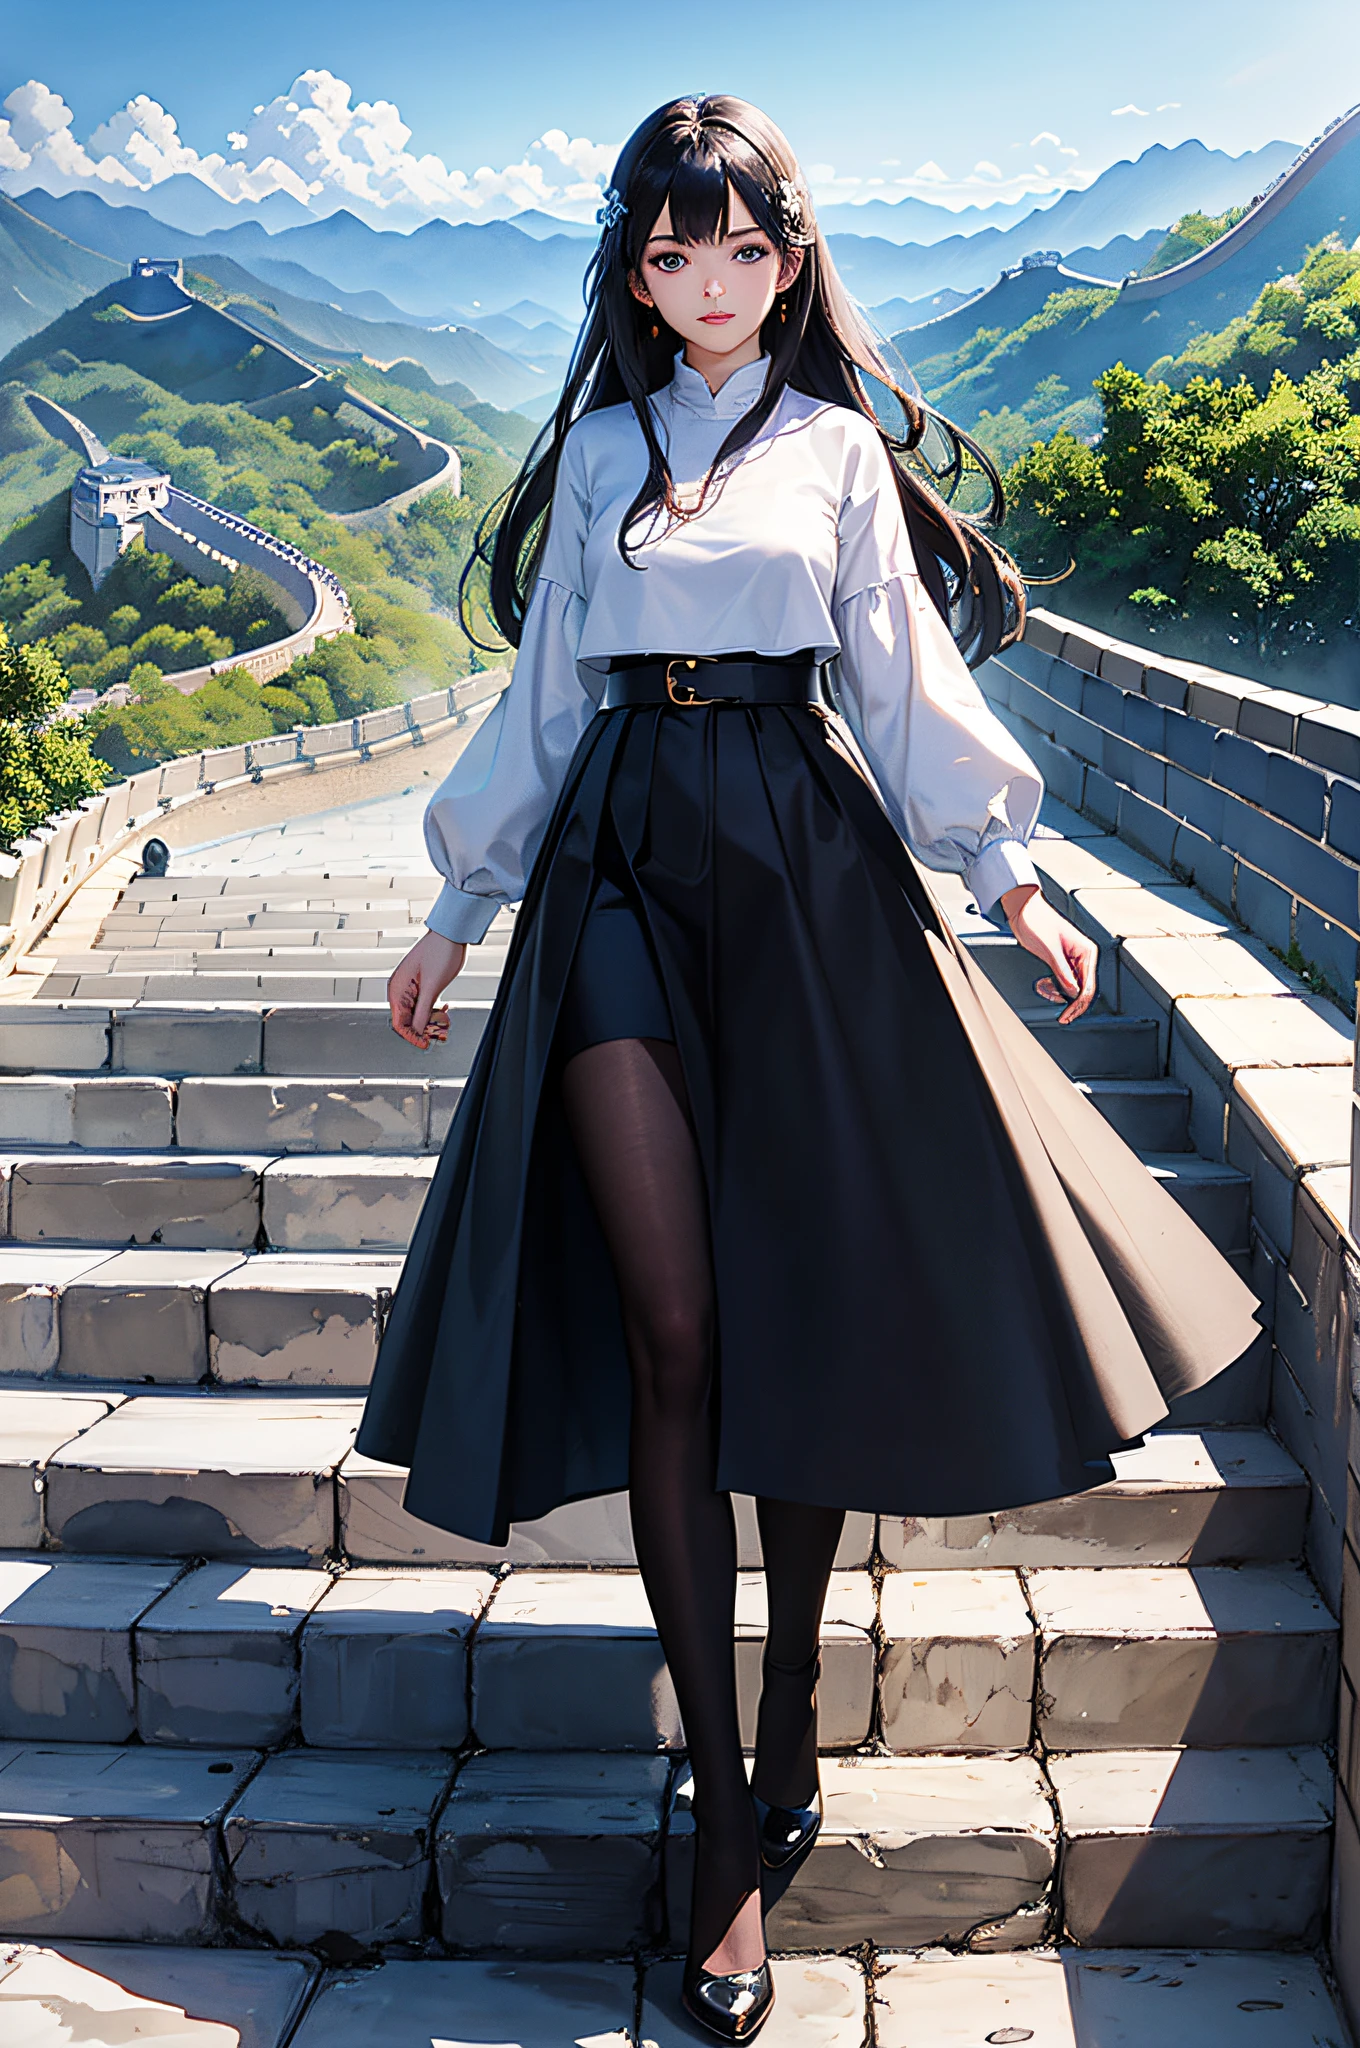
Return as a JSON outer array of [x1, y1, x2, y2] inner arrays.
[[0, 626, 109, 849]]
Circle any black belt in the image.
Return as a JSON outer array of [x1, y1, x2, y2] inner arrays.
[[601, 655, 822, 709]]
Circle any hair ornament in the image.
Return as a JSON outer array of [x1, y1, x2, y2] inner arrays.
[[596, 186, 629, 231], [775, 176, 814, 246]]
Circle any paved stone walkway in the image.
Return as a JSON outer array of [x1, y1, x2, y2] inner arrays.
[[0, 773, 1349, 2045]]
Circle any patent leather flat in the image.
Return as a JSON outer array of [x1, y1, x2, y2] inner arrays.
[[751, 1790, 822, 1870], [681, 1959, 775, 2042]]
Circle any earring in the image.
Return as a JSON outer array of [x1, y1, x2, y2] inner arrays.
[[779, 297, 787, 325], [651, 321, 659, 340]]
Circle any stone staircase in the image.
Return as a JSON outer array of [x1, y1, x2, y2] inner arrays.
[[0, 789, 1351, 2044]]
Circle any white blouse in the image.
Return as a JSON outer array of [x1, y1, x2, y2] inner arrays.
[[424, 352, 1042, 945]]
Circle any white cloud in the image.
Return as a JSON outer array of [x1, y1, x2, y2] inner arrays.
[[1157, 102, 1182, 111], [1030, 131, 1062, 148], [974, 160, 1003, 179], [0, 70, 622, 224], [1111, 103, 1150, 117]]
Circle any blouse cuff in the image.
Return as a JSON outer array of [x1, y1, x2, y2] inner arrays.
[[425, 880, 504, 946], [968, 839, 1041, 923]]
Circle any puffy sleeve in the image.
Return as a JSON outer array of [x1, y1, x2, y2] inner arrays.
[[423, 430, 599, 944], [830, 424, 1043, 920]]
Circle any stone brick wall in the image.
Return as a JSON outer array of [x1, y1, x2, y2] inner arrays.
[[984, 607, 1360, 2029]]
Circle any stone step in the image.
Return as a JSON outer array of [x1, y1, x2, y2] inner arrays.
[[0, 1553, 1329, 1756], [1140, 1152, 1252, 1255], [1021, 1010, 1162, 1079], [0, 1075, 464, 1154], [0, 1150, 435, 1252], [0, 1943, 1346, 2046], [881, 1428, 1307, 1569], [0, 1002, 488, 1080], [666, 1745, 1333, 1953], [1078, 1077, 1192, 1153], [0, 1246, 402, 1384], [0, 1391, 1305, 1572]]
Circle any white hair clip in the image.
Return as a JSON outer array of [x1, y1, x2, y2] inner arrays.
[[596, 187, 628, 231], [775, 177, 814, 245]]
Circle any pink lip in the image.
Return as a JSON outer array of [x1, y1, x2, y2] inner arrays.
[[699, 312, 734, 323]]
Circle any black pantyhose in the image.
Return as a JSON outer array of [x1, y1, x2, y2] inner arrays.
[[562, 1036, 845, 1977]]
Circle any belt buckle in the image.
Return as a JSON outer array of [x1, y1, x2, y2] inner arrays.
[[666, 658, 730, 707]]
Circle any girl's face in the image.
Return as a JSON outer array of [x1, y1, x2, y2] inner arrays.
[[629, 186, 803, 368]]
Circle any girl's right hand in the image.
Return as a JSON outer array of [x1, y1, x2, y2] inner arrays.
[[388, 929, 467, 1048]]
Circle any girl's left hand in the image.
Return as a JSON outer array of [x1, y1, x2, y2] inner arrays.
[[1000, 884, 1098, 1025]]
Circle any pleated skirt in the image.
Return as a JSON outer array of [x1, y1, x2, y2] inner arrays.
[[355, 700, 1261, 1546]]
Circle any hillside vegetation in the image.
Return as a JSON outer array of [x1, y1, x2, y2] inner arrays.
[[1004, 240, 1360, 682], [0, 276, 525, 776]]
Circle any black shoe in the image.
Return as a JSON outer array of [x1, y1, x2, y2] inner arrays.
[[682, 1806, 774, 2043], [681, 1959, 775, 2042], [751, 1648, 823, 1869], [751, 1789, 822, 1870]]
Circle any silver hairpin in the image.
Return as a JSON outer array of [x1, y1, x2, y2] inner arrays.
[[775, 177, 814, 245], [596, 186, 628, 231]]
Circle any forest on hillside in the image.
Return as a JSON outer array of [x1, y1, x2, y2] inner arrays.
[[1001, 238, 1360, 686]]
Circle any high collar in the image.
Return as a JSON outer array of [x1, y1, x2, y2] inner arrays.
[[667, 350, 772, 421]]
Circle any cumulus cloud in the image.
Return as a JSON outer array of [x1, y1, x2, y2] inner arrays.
[[0, 69, 622, 223]]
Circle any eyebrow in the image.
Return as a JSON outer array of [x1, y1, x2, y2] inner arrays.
[[644, 225, 767, 246]]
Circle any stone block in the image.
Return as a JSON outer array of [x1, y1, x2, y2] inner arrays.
[[1142, 1153, 1249, 1255], [639, 1957, 867, 2048], [1030, 1562, 1336, 1749], [1235, 865, 1295, 954], [0, 1556, 182, 1741], [1212, 729, 1269, 805], [287, 1958, 635, 2048], [878, 1570, 1034, 1751], [58, 1248, 246, 1381], [1268, 753, 1328, 837], [1069, 888, 1231, 978], [72, 1076, 175, 1149], [300, 1567, 493, 1748], [0, 1944, 316, 2047], [0, 1076, 76, 1144], [1188, 674, 1265, 729], [1237, 686, 1315, 751], [112, 1006, 263, 1077], [1298, 704, 1360, 780], [1030, 835, 1163, 910], [0, 1248, 116, 1377], [208, 1255, 398, 1386], [880, 1429, 1306, 1570], [471, 1570, 874, 1752], [1230, 1065, 1350, 1228], [261, 1155, 435, 1251], [262, 1003, 488, 1078], [44, 1393, 360, 1561], [0, 1008, 112, 1077], [1173, 994, 1352, 1119], [428, 1078, 464, 1145], [1164, 716, 1217, 781], [0, 1741, 255, 1940], [1053, 1745, 1333, 1946], [1329, 774, 1360, 862], [1102, 729, 1165, 804], [873, 1946, 1350, 2048], [1021, 611, 1066, 657], [135, 1561, 333, 1746], [438, 1751, 668, 1952], [1114, 787, 1177, 868], [224, 1749, 455, 1946], [0, 1388, 122, 1546], [1170, 819, 1235, 911], [1294, 903, 1358, 1003], [668, 1753, 1056, 1953], [178, 1076, 428, 1153], [7, 1152, 266, 1250]]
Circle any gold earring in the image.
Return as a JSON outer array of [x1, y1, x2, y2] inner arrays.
[[779, 296, 787, 324], [651, 321, 659, 340]]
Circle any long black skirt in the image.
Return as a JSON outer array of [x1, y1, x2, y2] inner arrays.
[[355, 701, 1257, 1545]]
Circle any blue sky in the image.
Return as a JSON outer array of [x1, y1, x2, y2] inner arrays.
[[1, 0, 1357, 221]]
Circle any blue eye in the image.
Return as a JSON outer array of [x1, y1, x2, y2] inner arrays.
[[654, 252, 687, 272], [734, 244, 768, 262]]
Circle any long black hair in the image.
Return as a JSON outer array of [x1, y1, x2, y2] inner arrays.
[[465, 94, 1025, 667]]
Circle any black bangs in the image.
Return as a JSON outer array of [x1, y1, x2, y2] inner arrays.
[[636, 143, 781, 254]]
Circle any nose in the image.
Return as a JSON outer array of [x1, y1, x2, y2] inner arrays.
[[703, 273, 725, 300]]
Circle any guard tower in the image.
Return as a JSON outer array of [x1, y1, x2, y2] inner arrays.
[[69, 457, 171, 589]]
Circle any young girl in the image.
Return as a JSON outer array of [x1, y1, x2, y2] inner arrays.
[[357, 95, 1257, 2040]]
